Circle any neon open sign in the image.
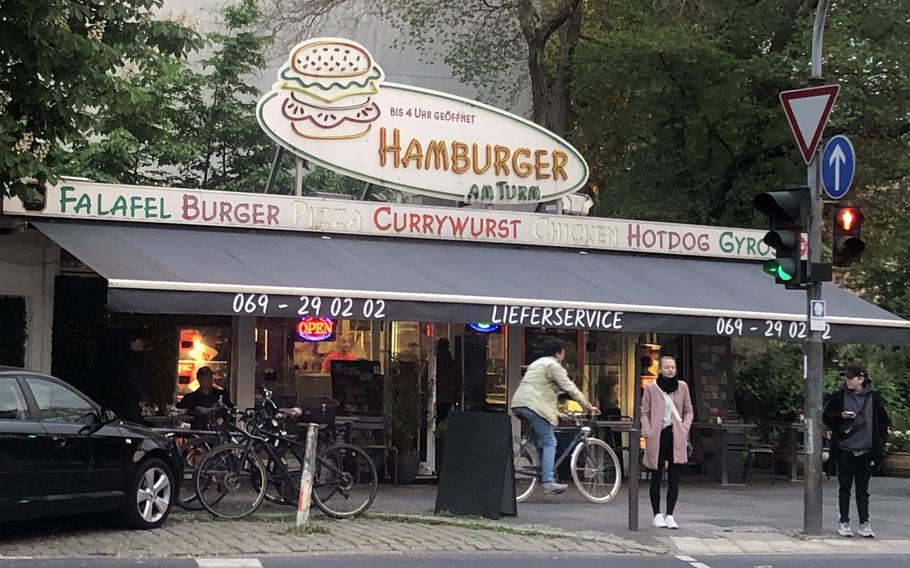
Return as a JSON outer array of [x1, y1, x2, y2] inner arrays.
[[297, 317, 335, 341]]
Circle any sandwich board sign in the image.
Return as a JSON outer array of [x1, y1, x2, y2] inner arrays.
[[779, 85, 839, 164], [257, 38, 588, 204]]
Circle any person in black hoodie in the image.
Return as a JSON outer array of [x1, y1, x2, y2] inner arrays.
[[117, 331, 147, 423], [823, 364, 889, 539]]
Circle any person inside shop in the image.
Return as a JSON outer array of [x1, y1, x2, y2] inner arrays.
[[117, 330, 147, 424], [321, 334, 358, 372], [641, 354, 694, 530], [510, 338, 600, 495], [824, 364, 890, 539], [435, 339, 462, 423], [177, 366, 234, 430]]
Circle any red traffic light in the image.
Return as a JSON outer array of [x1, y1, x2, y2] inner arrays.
[[832, 205, 865, 267], [834, 206, 863, 235]]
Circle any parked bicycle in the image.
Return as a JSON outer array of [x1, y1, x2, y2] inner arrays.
[[193, 395, 378, 520], [513, 411, 621, 504], [157, 398, 239, 510]]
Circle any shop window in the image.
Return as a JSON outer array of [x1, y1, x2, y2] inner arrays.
[[458, 324, 507, 413], [176, 327, 231, 402], [585, 331, 625, 419], [256, 317, 376, 411], [639, 343, 661, 390]]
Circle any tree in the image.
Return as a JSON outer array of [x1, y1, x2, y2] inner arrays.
[[259, 0, 584, 136], [0, 0, 198, 199], [62, 0, 282, 194], [572, 1, 910, 227]]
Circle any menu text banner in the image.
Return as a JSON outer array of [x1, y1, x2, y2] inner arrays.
[[4, 181, 775, 260]]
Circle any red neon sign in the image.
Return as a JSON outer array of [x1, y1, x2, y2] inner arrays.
[[297, 317, 335, 341]]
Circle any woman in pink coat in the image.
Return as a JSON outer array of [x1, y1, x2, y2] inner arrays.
[[640, 354, 694, 529]]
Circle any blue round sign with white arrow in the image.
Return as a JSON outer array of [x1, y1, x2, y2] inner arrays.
[[821, 135, 855, 199]]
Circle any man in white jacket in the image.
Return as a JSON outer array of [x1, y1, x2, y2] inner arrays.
[[510, 338, 599, 494]]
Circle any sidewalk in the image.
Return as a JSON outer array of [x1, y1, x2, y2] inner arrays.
[[371, 475, 910, 555], [0, 514, 657, 559], [1, 476, 908, 559]]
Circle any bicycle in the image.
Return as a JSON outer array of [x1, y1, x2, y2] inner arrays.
[[158, 399, 239, 510], [513, 411, 621, 504], [194, 401, 378, 520]]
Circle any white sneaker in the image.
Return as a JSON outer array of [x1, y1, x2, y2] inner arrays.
[[541, 482, 567, 495], [664, 514, 679, 529], [857, 522, 875, 538], [837, 522, 853, 537], [652, 513, 667, 528]]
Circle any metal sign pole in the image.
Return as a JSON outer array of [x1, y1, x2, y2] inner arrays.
[[263, 147, 284, 194], [296, 423, 320, 528], [628, 341, 643, 531], [803, 0, 830, 536]]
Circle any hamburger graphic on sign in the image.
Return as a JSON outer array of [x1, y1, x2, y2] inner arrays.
[[258, 38, 588, 204], [277, 39, 384, 139]]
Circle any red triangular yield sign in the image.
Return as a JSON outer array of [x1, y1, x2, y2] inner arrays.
[[779, 85, 840, 164]]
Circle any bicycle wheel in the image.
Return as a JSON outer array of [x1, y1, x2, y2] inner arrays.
[[195, 443, 267, 519], [176, 435, 219, 510], [514, 441, 539, 503], [312, 443, 378, 518], [570, 437, 621, 504]]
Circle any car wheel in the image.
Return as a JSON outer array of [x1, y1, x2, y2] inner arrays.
[[124, 457, 175, 529]]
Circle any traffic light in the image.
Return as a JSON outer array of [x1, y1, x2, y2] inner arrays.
[[753, 187, 809, 287], [832, 205, 865, 266]]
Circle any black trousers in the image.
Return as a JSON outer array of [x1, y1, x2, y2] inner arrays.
[[836, 448, 873, 523], [650, 426, 681, 515]]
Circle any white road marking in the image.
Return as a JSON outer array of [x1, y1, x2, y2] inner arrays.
[[196, 559, 263, 568], [676, 556, 697, 562], [690, 563, 712, 568]]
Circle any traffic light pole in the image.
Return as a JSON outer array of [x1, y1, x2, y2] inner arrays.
[[803, 0, 829, 536]]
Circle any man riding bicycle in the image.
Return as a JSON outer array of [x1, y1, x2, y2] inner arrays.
[[510, 338, 600, 495]]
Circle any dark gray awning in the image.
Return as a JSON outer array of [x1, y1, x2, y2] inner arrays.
[[34, 219, 910, 344]]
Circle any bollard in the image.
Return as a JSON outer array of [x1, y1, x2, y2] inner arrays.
[[296, 423, 320, 528]]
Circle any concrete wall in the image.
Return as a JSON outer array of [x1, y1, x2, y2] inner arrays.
[[0, 227, 59, 372]]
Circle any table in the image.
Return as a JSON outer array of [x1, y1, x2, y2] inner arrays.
[[768, 421, 807, 482], [692, 422, 758, 486]]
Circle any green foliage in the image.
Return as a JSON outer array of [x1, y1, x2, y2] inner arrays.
[[388, 359, 423, 453], [60, 0, 279, 193], [828, 343, 910, 434], [888, 429, 910, 453], [51, 276, 114, 407], [573, 1, 910, 228], [731, 339, 805, 422], [0, 0, 199, 198], [733, 338, 910, 435]]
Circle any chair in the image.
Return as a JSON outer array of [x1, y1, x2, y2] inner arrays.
[[349, 415, 399, 484], [724, 421, 774, 483]]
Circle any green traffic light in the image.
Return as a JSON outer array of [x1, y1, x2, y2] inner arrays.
[[763, 260, 794, 282]]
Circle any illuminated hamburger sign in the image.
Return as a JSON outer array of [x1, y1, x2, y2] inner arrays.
[[257, 38, 588, 204]]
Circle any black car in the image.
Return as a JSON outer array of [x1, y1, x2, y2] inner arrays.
[[0, 368, 182, 529]]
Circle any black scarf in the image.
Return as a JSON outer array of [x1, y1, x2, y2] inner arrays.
[[657, 374, 679, 394]]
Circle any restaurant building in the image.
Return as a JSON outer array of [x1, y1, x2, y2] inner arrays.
[[2, 178, 908, 477], [2, 37, 908, 480]]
